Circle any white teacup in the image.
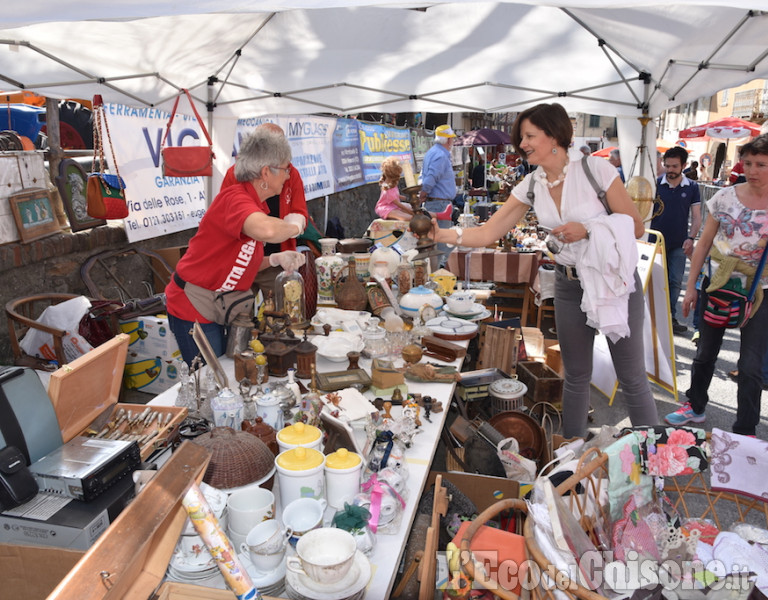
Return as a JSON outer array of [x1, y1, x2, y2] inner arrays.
[[282, 497, 327, 546], [227, 487, 275, 536], [446, 291, 475, 314], [240, 520, 291, 573], [286, 528, 357, 585]]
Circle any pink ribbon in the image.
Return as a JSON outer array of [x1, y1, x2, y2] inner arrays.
[[361, 473, 406, 533]]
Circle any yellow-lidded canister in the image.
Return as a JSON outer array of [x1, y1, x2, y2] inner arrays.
[[275, 446, 325, 510], [324, 448, 363, 509], [276, 422, 322, 453]]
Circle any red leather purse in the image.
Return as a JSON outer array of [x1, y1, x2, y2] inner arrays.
[[161, 89, 215, 178]]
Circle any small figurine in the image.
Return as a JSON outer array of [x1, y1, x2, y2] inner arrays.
[[373, 397, 385, 412], [422, 395, 432, 422], [391, 387, 403, 404], [383, 401, 393, 420]]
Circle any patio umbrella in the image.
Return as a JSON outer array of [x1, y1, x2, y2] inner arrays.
[[678, 117, 761, 140], [454, 128, 511, 147], [592, 144, 671, 158]]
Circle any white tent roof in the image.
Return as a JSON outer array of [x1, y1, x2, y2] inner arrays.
[[1, 1, 767, 119]]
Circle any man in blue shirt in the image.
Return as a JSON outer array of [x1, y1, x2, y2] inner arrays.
[[651, 146, 702, 334], [419, 124, 457, 265]]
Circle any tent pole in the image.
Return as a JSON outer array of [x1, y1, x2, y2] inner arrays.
[[207, 79, 214, 208]]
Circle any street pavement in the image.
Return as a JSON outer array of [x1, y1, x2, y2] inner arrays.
[[587, 308, 768, 440]]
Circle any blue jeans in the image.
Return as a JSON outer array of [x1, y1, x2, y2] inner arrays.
[[687, 279, 768, 435], [424, 199, 453, 268], [666, 247, 686, 322], [168, 313, 227, 366], [554, 269, 659, 438]]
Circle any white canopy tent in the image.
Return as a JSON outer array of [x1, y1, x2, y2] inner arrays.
[[1, 1, 767, 176]]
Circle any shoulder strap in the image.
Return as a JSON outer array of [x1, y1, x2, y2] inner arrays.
[[527, 173, 536, 204], [581, 155, 611, 214], [161, 89, 213, 148], [747, 239, 768, 301]]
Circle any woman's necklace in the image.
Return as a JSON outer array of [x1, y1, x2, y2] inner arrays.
[[535, 163, 568, 189]]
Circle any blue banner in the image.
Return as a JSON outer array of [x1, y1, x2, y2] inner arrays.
[[357, 123, 415, 184]]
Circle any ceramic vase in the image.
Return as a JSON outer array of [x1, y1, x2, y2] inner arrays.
[[315, 238, 344, 304]]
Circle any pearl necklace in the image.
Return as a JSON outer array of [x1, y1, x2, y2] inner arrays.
[[535, 163, 569, 189]]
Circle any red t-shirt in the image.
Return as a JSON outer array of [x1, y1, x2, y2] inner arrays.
[[165, 182, 267, 322], [221, 164, 308, 252]]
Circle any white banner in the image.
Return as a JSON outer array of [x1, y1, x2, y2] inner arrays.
[[103, 103, 208, 242], [233, 115, 341, 201]]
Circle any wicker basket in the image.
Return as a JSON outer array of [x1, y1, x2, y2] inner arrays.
[[523, 449, 768, 600], [192, 426, 275, 490]]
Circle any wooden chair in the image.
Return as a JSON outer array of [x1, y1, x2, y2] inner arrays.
[[6, 293, 79, 368]]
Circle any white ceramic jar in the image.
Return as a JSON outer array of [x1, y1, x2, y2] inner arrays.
[[324, 448, 363, 509], [276, 422, 323, 453], [275, 446, 326, 511], [398, 285, 443, 315]]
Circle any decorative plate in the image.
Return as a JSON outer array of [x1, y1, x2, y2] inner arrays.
[[425, 316, 479, 340]]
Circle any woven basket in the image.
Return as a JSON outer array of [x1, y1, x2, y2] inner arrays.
[[192, 426, 275, 490], [523, 448, 768, 600]]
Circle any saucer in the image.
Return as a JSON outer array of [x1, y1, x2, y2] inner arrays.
[[238, 551, 287, 589], [285, 550, 370, 600], [444, 302, 484, 317], [441, 308, 492, 322], [170, 549, 217, 573]]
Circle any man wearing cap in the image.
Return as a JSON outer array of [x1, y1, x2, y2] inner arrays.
[[419, 124, 458, 265]]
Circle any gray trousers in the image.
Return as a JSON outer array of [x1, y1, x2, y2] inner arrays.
[[554, 269, 659, 437]]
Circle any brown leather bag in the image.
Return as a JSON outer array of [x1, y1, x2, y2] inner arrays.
[[161, 89, 215, 178]]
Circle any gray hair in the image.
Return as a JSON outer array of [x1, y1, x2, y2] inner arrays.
[[435, 136, 452, 145], [234, 128, 292, 182], [609, 149, 620, 160]]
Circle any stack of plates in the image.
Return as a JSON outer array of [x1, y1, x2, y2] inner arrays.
[[441, 301, 491, 321], [284, 550, 371, 600], [239, 551, 286, 597], [166, 551, 220, 584]]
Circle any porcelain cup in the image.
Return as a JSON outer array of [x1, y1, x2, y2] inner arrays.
[[226, 487, 275, 536], [281, 497, 327, 546], [240, 519, 291, 573], [446, 291, 475, 314], [286, 527, 357, 585]]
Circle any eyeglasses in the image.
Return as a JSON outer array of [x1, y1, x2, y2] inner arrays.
[[270, 165, 291, 175]]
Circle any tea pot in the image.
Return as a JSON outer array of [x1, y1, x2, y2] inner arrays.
[[254, 385, 284, 430]]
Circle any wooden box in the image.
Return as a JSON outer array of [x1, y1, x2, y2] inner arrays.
[[371, 358, 404, 389], [48, 334, 187, 461], [516, 360, 563, 406]]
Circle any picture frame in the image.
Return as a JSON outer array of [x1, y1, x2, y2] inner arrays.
[[9, 188, 61, 243], [55, 158, 105, 232], [316, 368, 371, 392]]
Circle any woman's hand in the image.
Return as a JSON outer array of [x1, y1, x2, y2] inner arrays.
[[681, 286, 698, 318], [268, 250, 306, 272], [551, 222, 589, 244], [283, 213, 306, 237]]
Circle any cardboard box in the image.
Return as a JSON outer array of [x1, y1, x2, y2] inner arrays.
[[370, 358, 404, 389], [0, 475, 135, 550], [426, 471, 520, 510], [0, 544, 83, 600], [119, 315, 182, 394], [49, 335, 187, 461]]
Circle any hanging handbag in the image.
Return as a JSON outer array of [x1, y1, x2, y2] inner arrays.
[[703, 241, 768, 329], [87, 95, 129, 219], [160, 89, 215, 178]]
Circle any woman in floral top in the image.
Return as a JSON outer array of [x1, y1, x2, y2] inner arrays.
[[665, 134, 768, 436]]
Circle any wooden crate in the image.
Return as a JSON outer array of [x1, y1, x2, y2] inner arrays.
[[516, 360, 563, 406], [48, 334, 187, 460]]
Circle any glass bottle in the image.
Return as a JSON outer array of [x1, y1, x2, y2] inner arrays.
[[315, 238, 345, 304], [335, 256, 368, 311], [395, 256, 414, 298], [274, 269, 308, 328]]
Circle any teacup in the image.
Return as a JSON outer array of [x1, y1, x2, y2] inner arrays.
[[286, 528, 357, 585], [227, 487, 275, 536], [282, 497, 327, 546], [446, 291, 475, 314], [240, 520, 291, 573]]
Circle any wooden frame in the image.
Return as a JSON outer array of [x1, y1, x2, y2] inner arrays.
[[55, 158, 105, 232], [9, 187, 61, 243]]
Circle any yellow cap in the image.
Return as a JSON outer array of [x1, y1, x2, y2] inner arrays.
[[435, 124, 457, 138], [276, 446, 324, 471], [278, 422, 321, 446], [325, 448, 362, 470]]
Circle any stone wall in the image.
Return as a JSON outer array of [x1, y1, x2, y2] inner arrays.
[[0, 183, 382, 365]]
